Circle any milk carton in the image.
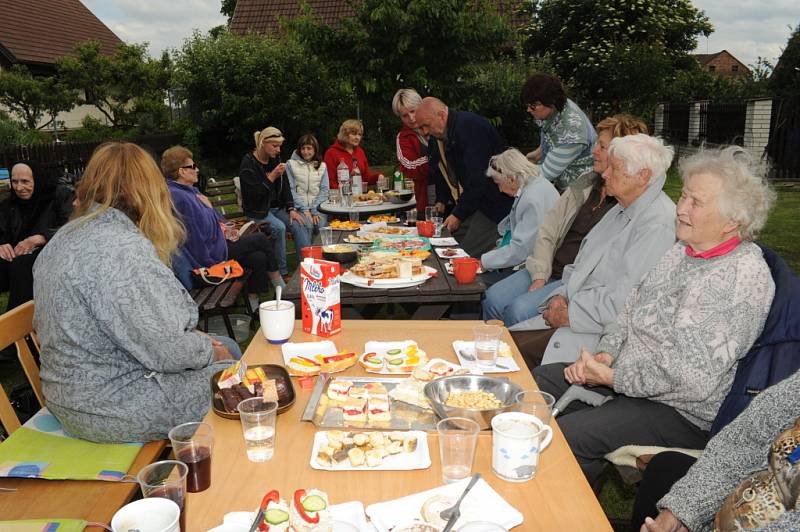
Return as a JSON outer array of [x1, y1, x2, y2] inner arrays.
[[300, 257, 341, 337]]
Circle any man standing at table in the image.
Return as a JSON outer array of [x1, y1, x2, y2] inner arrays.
[[415, 97, 512, 256]]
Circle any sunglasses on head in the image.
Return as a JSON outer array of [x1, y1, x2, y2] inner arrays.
[[181, 164, 198, 170]]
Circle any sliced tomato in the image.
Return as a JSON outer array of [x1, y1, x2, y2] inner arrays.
[[293, 489, 320, 524]]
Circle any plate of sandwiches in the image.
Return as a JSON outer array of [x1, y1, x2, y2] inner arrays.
[[311, 430, 430, 471], [327, 380, 392, 425], [281, 341, 358, 377], [358, 341, 428, 374]]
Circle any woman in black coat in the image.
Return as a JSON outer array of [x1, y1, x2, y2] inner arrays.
[[0, 161, 73, 311]]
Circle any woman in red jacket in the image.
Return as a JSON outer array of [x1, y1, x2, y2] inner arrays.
[[323, 119, 383, 189], [393, 88, 430, 212]]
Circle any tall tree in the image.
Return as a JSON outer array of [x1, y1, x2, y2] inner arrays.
[[56, 41, 171, 130], [220, 0, 238, 22], [519, 0, 712, 117], [0, 65, 76, 129], [770, 25, 800, 98]]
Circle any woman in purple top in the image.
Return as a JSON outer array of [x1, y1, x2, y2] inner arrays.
[[162, 146, 285, 311]]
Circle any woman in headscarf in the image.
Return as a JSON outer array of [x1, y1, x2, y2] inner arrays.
[[0, 161, 73, 311]]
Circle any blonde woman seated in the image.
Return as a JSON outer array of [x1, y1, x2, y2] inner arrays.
[[33, 142, 238, 443], [479, 148, 559, 286]]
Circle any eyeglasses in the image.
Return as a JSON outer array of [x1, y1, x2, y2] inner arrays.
[[181, 164, 199, 170]]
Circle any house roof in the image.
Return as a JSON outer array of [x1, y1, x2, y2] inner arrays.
[[0, 0, 122, 68], [231, 0, 527, 36], [692, 50, 749, 71]]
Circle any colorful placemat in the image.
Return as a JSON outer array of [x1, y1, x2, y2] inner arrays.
[[0, 519, 87, 531], [0, 409, 141, 481]]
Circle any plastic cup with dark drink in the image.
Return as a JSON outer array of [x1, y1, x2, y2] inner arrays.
[[137, 459, 188, 531], [168, 421, 213, 493]]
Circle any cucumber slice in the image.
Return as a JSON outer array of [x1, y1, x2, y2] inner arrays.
[[386, 349, 402, 355], [265, 508, 290, 524], [387, 357, 404, 365], [302, 494, 327, 512]]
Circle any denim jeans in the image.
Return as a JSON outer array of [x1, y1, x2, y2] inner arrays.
[[252, 208, 313, 275], [210, 334, 243, 360], [481, 268, 562, 325]]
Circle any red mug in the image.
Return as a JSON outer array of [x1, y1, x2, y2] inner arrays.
[[452, 257, 480, 284], [416, 220, 434, 238], [301, 246, 323, 259]]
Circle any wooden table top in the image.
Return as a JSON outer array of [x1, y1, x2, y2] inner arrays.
[[0, 439, 166, 529], [284, 229, 485, 307], [186, 320, 611, 531]]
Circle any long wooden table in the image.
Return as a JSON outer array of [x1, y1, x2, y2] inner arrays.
[[0, 440, 166, 528], [187, 320, 612, 531], [284, 230, 485, 319]]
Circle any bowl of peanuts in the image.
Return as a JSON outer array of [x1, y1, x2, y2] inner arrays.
[[423, 375, 523, 429]]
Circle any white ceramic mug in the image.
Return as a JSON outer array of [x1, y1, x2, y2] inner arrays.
[[111, 497, 180, 532], [491, 412, 553, 482], [259, 300, 295, 344]]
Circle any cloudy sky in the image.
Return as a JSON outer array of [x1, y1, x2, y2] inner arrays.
[[86, 0, 798, 67]]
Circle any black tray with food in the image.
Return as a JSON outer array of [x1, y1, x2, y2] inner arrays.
[[211, 363, 295, 419]]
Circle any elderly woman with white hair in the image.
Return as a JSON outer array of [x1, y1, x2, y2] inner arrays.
[[533, 146, 776, 487], [479, 148, 559, 285], [393, 88, 430, 212], [510, 133, 677, 367]]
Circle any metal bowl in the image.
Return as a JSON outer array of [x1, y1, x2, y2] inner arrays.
[[384, 190, 414, 204], [423, 375, 522, 430]]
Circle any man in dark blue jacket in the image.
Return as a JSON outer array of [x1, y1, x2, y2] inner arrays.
[[416, 97, 513, 256]]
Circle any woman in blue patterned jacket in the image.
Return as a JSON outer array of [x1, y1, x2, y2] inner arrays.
[[522, 73, 597, 191]]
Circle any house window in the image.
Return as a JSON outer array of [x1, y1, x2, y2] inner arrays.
[[708, 65, 716, 72], [732, 65, 739, 72]]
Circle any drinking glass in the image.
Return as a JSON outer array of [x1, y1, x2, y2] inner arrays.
[[320, 226, 334, 247], [515, 390, 555, 425], [223, 221, 239, 242], [329, 189, 341, 206], [137, 460, 188, 531], [405, 209, 417, 226], [377, 174, 389, 193], [432, 216, 443, 237], [238, 398, 278, 462], [425, 206, 436, 221], [349, 208, 359, 223], [168, 422, 214, 493], [342, 189, 353, 208], [437, 417, 479, 484], [473, 324, 502, 368]]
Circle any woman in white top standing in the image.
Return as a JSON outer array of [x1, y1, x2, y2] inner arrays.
[[285, 134, 330, 238]]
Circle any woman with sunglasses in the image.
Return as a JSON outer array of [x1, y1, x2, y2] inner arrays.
[[162, 146, 285, 312], [522, 73, 596, 191]]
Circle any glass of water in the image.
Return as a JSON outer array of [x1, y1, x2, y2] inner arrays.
[[432, 216, 443, 237], [237, 398, 277, 462], [473, 324, 502, 368], [329, 189, 341, 206]]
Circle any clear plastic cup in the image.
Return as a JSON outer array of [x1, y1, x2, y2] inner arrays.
[[167, 422, 213, 493], [405, 209, 417, 225], [515, 390, 555, 425], [432, 216, 443, 237], [320, 226, 335, 247], [136, 460, 188, 531], [473, 324, 502, 368], [238, 398, 278, 462], [437, 417, 479, 484], [349, 209, 359, 223], [425, 206, 437, 221]]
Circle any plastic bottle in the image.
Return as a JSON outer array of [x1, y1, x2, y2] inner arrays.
[[393, 170, 403, 192], [351, 159, 363, 196], [337, 159, 351, 196]]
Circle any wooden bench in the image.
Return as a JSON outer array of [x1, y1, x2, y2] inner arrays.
[[204, 178, 244, 220], [190, 269, 254, 338]]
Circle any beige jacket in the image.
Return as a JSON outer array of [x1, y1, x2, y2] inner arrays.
[[524, 171, 598, 280]]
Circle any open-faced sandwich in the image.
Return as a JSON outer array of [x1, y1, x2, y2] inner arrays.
[[285, 351, 357, 377], [358, 344, 426, 373], [255, 490, 290, 531], [290, 488, 330, 532]]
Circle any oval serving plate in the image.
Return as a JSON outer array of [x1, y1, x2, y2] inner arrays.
[[211, 363, 295, 419]]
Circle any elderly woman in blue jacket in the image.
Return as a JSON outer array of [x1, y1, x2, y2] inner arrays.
[[479, 148, 559, 286]]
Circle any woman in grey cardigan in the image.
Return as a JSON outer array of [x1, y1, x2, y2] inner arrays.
[[478, 148, 559, 286], [534, 147, 777, 486], [33, 142, 237, 443]]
